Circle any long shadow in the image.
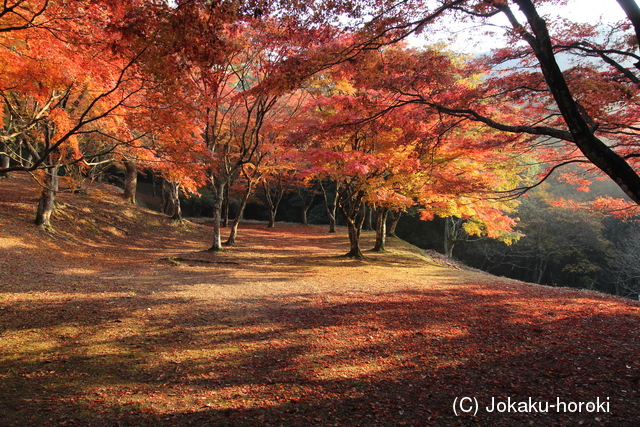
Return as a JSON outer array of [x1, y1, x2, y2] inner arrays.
[[1, 286, 639, 426]]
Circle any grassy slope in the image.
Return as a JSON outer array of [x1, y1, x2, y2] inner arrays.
[[1, 173, 639, 426]]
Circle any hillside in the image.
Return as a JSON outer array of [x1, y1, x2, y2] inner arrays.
[[1, 173, 640, 426]]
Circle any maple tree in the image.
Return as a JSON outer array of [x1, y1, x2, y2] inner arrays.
[[317, 0, 640, 217], [0, 3, 137, 225], [0, 2, 186, 225], [292, 43, 529, 258], [6, 0, 636, 259], [174, 15, 338, 251], [198, 24, 288, 250], [0, 1, 255, 228]]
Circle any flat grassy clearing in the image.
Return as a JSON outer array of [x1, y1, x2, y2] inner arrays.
[[1, 174, 639, 426]]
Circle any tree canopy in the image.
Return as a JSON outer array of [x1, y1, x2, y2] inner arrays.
[[2, 0, 639, 255]]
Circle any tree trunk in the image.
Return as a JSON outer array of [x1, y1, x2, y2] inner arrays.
[[616, 0, 640, 68], [387, 210, 401, 237], [263, 179, 284, 228], [151, 172, 158, 197], [222, 183, 230, 228], [267, 205, 277, 228], [225, 183, 253, 246], [162, 179, 182, 220], [444, 216, 457, 258], [345, 218, 364, 258], [511, 0, 640, 205], [123, 160, 137, 204], [372, 207, 389, 252], [363, 204, 374, 231], [0, 142, 10, 178], [320, 180, 339, 233], [339, 189, 366, 258], [35, 165, 59, 228], [297, 184, 316, 225], [21, 139, 33, 168], [209, 180, 226, 252]]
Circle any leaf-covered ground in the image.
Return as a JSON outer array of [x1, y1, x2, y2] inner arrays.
[[1, 173, 639, 426]]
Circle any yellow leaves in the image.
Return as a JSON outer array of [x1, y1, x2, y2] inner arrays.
[[331, 78, 357, 96], [461, 217, 485, 237]]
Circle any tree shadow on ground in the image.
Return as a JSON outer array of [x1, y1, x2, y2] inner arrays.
[[1, 286, 639, 426]]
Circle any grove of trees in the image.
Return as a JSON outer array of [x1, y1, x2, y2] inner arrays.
[[2, 0, 640, 295]]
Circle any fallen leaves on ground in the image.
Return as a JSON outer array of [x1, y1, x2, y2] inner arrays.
[[1, 173, 639, 426]]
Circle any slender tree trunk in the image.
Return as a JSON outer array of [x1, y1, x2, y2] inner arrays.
[[209, 180, 226, 252], [297, 185, 316, 226], [537, 257, 549, 285], [35, 165, 59, 228], [21, 140, 33, 168], [267, 203, 277, 228], [222, 183, 230, 228], [387, 210, 401, 237], [123, 160, 137, 204], [444, 217, 458, 258], [345, 218, 364, 258], [339, 189, 366, 258], [363, 205, 374, 231], [225, 183, 253, 246], [263, 179, 284, 228], [372, 207, 389, 252], [320, 180, 339, 233], [151, 172, 158, 197], [616, 0, 640, 69], [0, 141, 10, 178], [171, 185, 182, 220]]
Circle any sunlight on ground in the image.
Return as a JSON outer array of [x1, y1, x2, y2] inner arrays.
[[2, 175, 639, 425]]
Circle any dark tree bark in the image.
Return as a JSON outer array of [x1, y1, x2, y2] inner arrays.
[[345, 217, 364, 258], [297, 184, 317, 226], [34, 165, 58, 228], [150, 172, 158, 197], [209, 179, 226, 252], [162, 179, 182, 220], [21, 141, 33, 169], [387, 210, 401, 237], [123, 160, 137, 204], [320, 180, 339, 233], [338, 187, 366, 258], [225, 181, 254, 246], [263, 178, 284, 228], [372, 207, 389, 252], [222, 181, 230, 228], [505, 0, 640, 205], [616, 0, 640, 68]]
